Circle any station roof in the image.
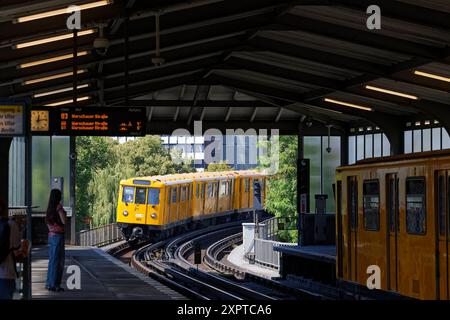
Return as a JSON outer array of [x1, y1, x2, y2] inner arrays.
[[1, 0, 450, 135]]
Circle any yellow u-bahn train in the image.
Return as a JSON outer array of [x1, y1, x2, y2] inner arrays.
[[336, 150, 450, 300], [116, 170, 267, 241]]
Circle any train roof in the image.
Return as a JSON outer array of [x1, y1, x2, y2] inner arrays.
[[338, 149, 450, 170], [120, 170, 267, 186]]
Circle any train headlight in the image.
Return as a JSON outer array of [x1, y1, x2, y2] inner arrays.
[[151, 213, 157, 219], [123, 210, 128, 217]]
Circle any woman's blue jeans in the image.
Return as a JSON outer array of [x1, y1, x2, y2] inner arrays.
[[46, 234, 65, 289], [0, 279, 15, 299]]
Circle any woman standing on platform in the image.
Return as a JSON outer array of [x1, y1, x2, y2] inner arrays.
[[45, 189, 66, 292]]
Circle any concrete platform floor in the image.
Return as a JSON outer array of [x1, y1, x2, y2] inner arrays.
[[227, 244, 280, 279], [31, 246, 186, 300]]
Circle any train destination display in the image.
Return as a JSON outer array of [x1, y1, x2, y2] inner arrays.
[[0, 105, 25, 136], [52, 107, 146, 136]]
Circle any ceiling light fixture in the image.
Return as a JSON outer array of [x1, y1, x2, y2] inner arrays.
[[45, 96, 90, 107], [14, 29, 95, 49], [16, 1, 112, 23], [324, 98, 373, 112], [365, 85, 419, 100], [414, 70, 450, 83], [18, 51, 89, 69], [33, 84, 90, 98], [23, 69, 87, 85]]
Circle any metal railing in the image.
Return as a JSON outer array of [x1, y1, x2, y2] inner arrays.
[[254, 238, 296, 269], [258, 216, 298, 241], [76, 223, 123, 247]]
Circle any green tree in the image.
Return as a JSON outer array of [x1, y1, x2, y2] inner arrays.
[[77, 135, 195, 229], [75, 137, 117, 230], [261, 136, 298, 243], [206, 162, 232, 172]]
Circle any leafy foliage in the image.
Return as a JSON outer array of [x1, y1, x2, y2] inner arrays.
[[206, 162, 232, 172], [76, 136, 194, 229], [262, 136, 298, 243]]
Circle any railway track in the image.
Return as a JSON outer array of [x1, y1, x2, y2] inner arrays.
[[130, 222, 283, 300]]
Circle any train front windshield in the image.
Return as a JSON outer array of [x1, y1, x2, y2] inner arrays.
[[122, 186, 160, 205]]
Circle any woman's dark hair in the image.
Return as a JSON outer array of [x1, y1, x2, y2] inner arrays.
[[46, 189, 62, 225]]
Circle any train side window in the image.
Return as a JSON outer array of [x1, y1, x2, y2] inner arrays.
[[122, 186, 135, 204], [363, 180, 380, 231], [148, 188, 160, 205], [438, 176, 445, 236], [171, 188, 177, 203], [207, 183, 213, 198], [220, 181, 227, 196], [406, 178, 426, 235], [181, 187, 186, 201], [135, 188, 146, 204], [348, 177, 358, 230]]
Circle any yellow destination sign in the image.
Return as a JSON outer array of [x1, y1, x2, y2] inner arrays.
[[0, 105, 24, 136]]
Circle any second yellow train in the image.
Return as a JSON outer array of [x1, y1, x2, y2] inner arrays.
[[116, 170, 267, 241]]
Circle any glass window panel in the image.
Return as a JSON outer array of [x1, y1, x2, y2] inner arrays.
[[348, 136, 356, 165], [304, 136, 321, 213], [172, 188, 177, 203], [32, 136, 50, 212], [422, 129, 431, 152], [406, 178, 426, 235], [9, 137, 25, 207], [51, 136, 70, 206], [365, 134, 373, 158], [148, 188, 160, 205], [382, 134, 391, 157], [373, 134, 382, 158], [432, 128, 442, 150], [322, 137, 340, 213], [135, 188, 146, 204], [413, 130, 422, 153], [356, 135, 364, 161], [363, 180, 380, 231], [122, 186, 134, 203], [404, 131, 412, 153], [443, 129, 450, 149]]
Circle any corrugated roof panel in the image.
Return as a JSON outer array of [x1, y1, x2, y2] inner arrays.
[[290, 6, 450, 47], [258, 30, 411, 65], [231, 51, 362, 80]]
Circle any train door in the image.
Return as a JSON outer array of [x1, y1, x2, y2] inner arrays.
[[214, 181, 219, 213], [436, 171, 450, 300], [134, 187, 148, 224], [347, 176, 358, 281], [386, 174, 400, 292], [336, 180, 343, 279]]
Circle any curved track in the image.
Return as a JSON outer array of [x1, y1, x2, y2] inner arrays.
[[131, 223, 280, 300]]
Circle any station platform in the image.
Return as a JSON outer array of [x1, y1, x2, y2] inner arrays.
[[31, 246, 186, 300], [274, 245, 336, 265], [227, 244, 280, 279]]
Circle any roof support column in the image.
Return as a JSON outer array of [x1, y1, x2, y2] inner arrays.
[[340, 132, 349, 166], [297, 124, 309, 246], [386, 127, 404, 156], [0, 138, 12, 207]]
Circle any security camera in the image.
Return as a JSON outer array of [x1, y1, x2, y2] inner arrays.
[[306, 120, 313, 128], [93, 37, 110, 56]]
